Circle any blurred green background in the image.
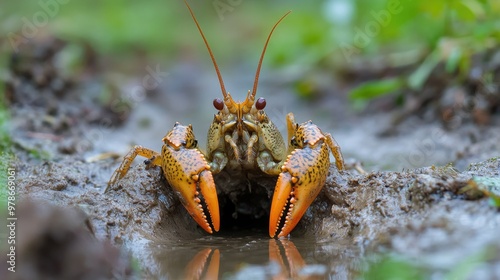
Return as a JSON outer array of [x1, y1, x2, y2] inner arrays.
[[1, 0, 499, 147], [2, 0, 498, 74], [1, 0, 499, 167]]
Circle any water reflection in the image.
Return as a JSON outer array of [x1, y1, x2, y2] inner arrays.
[[150, 236, 339, 279], [269, 239, 307, 279], [184, 248, 220, 280]]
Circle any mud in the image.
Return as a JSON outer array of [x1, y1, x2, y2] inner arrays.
[[7, 150, 500, 278], [0, 201, 134, 280], [3, 38, 500, 279]]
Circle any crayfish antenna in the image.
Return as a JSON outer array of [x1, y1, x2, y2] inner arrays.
[[184, 0, 227, 99], [250, 11, 291, 100]]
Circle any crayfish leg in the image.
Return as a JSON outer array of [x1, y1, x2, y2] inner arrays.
[[106, 145, 161, 192]]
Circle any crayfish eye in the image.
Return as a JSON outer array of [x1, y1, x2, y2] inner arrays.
[[255, 97, 266, 110], [213, 98, 224, 110]]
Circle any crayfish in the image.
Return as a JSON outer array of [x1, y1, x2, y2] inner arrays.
[[107, 0, 345, 238]]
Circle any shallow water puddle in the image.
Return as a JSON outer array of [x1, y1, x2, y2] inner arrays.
[[130, 232, 355, 279]]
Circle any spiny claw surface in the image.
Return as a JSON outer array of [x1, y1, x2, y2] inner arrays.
[[163, 125, 220, 233], [197, 170, 220, 232], [269, 138, 330, 238]]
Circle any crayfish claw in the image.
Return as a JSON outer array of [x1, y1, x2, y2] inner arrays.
[[198, 169, 220, 232], [163, 136, 220, 234], [269, 172, 294, 238], [269, 124, 331, 238]]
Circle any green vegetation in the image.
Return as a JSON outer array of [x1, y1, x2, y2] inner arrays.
[[459, 175, 500, 207], [0, 104, 10, 154], [360, 255, 427, 280], [0, 145, 14, 248], [361, 247, 497, 280], [0, 87, 13, 220], [473, 176, 500, 208], [0, 1, 331, 66], [346, 0, 500, 101], [349, 78, 404, 100], [2, 0, 497, 87], [489, 194, 500, 208], [445, 246, 498, 280]]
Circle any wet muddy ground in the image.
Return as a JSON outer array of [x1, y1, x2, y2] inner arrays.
[[2, 39, 500, 279]]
